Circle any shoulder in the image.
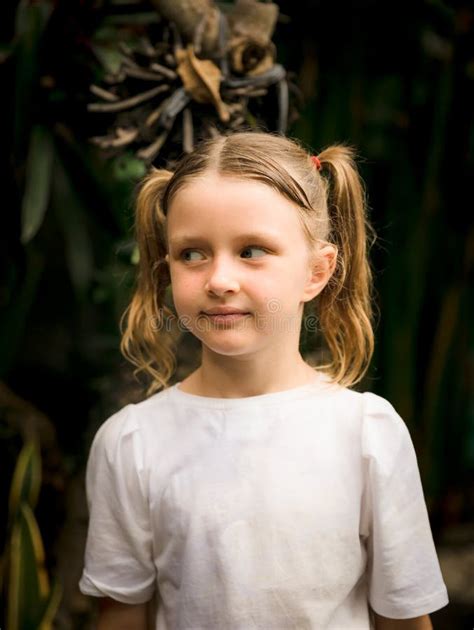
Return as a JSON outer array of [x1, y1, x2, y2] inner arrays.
[[321, 385, 412, 467], [330, 385, 407, 433], [90, 386, 175, 460], [328, 383, 401, 418], [315, 381, 401, 424], [318, 379, 407, 432], [359, 390, 408, 437], [357, 391, 414, 474]]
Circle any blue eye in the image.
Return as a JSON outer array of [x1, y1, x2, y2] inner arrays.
[[241, 246, 267, 259], [181, 250, 204, 262], [179, 246, 267, 262]]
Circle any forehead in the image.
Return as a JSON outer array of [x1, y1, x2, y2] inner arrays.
[[166, 173, 305, 239]]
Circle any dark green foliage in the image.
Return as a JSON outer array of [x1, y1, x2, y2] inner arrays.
[[0, 1, 472, 624]]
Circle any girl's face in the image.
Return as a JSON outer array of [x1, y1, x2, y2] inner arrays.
[[165, 173, 327, 359]]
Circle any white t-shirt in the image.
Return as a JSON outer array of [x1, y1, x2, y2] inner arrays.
[[79, 373, 449, 629]]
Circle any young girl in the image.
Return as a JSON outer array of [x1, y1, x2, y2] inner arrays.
[[79, 131, 449, 629]]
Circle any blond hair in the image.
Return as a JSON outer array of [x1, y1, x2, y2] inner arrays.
[[120, 131, 377, 396]]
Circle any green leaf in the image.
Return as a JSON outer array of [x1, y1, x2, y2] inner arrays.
[[38, 577, 63, 628], [13, 0, 54, 157], [131, 244, 140, 265], [0, 248, 44, 378], [90, 43, 124, 75], [8, 442, 42, 523], [51, 155, 95, 299], [20, 125, 54, 244], [7, 504, 49, 630], [112, 153, 147, 182], [244, 111, 258, 128], [15, 0, 53, 39]]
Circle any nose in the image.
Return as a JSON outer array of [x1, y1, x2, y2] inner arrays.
[[204, 255, 240, 296]]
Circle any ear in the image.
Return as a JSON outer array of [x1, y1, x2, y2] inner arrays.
[[302, 243, 338, 303], [165, 254, 170, 264]]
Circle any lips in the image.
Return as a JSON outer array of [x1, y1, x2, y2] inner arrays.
[[203, 307, 249, 315], [204, 312, 249, 324]]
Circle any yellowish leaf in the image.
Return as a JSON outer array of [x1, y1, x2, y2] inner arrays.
[[176, 45, 230, 122]]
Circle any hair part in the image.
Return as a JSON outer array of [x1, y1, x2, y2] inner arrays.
[[120, 131, 378, 396]]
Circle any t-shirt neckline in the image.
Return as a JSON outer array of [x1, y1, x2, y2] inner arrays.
[[170, 372, 338, 409]]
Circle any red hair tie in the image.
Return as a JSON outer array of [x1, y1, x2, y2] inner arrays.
[[311, 155, 322, 171]]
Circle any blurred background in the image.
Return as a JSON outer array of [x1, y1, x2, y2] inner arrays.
[[0, 0, 473, 628]]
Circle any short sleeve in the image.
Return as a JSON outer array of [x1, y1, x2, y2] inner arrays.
[[361, 392, 449, 619], [79, 405, 156, 604]]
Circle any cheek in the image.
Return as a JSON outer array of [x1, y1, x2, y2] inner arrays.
[[257, 269, 298, 298], [260, 275, 306, 313], [169, 270, 200, 310]]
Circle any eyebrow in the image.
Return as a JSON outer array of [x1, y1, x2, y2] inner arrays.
[[169, 232, 281, 248]]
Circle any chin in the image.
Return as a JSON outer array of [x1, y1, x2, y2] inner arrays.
[[202, 342, 253, 357], [197, 335, 261, 357]]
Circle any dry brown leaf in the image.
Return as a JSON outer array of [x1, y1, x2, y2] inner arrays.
[[229, 35, 275, 76], [228, 0, 279, 42], [150, 0, 221, 57], [91, 127, 138, 149], [176, 44, 230, 122]]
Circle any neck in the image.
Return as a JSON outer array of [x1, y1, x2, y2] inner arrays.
[[182, 348, 320, 398]]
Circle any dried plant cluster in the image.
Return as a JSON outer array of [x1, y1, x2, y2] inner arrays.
[[88, 0, 301, 164]]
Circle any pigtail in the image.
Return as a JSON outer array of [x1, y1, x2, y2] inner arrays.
[[315, 145, 377, 387], [120, 167, 177, 396]]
